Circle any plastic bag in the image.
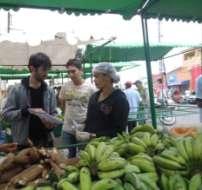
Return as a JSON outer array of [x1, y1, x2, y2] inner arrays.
[[28, 108, 63, 128]]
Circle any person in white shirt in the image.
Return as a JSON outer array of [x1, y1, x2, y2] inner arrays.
[[124, 81, 142, 131], [196, 75, 202, 122], [59, 59, 94, 157]]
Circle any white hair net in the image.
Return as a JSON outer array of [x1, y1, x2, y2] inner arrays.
[[93, 62, 120, 83]]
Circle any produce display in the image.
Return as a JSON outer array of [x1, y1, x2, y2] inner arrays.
[[1, 124, 202, 190], [0, 147, 79, 190]]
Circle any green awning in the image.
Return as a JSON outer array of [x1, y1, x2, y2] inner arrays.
[[84, 44, 175, 63], [0, 61, 138, 80], [0, 73, 68, 80], [142, 0, 202, 23], [0, 0, 202, 22], [0, 0, 144, 19]]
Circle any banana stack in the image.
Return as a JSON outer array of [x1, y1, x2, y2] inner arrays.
[[111, 126, 164, 158], [79, 142, 127, 179], [59, 165, 118, 190], [130, 132, 165, 156], [155, 134, 202, 176], [128, 153, 157, 174], [160, 173, 187, 190], [161, 173, 202, 190], [153, 147, 188, 176], [131, 124, 157, 134]]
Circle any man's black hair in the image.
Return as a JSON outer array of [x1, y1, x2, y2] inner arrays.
[[66, 58, 82, 70], [28, 52, 51, 69]]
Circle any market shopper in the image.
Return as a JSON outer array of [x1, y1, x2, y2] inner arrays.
[[196, 74, 202, 122], [59, 58, 94, 158], [134, 80, 148, 124], [134, 80, 148, 106], [85, 62, 129, 137], [124, 81, 142, 131], [2, 52, 57, 147]]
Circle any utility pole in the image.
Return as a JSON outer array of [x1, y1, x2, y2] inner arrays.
[[158, 20, 162, 73], [7, 11, 11, 33]]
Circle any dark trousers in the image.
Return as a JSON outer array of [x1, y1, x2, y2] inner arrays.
[[62, 131, 77, 158], [127, 121, 137, 133]]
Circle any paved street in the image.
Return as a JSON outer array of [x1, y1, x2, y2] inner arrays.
[[156, 104, 202, 131]]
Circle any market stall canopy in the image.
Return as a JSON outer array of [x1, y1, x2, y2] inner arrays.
[[1, 1, 202, 22], [0, 0, 144, 19], [84, 44, 175, 63], [0, 61, 138, 80], [142, 0, 202, 23]]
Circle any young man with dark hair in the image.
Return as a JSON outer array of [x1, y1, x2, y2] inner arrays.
[[59, 58, 94, 158], [2, 52, 57, 147]]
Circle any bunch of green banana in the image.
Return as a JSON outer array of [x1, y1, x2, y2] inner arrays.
[[174, 135, 202, 162], [153, 152, 187, 175], [79, 142, 111, 166], [191, 134, 202, 162], [160, 173, 187, 190], [131, 132, 165, 156], [98, 157, 126, 172], [161, 134, 176, 148], [175, 138, 192, 162], [88, 136, 109, 147], [161, 147, 187, 164], [129, 153, 157, 173], [97, 150, 127, 179], [111, 133, 131, 155], [172, 135, 202, 174], [124, 172, 159, 190], [79, 142, 127, 179], [62, 165, 79, 183], [131, 124, 156, 135], [112, 132, 164, 157]]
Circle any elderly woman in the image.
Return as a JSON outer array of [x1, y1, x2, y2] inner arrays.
[[85, 63, 129, 137]]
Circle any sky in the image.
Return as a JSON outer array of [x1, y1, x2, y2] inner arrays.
[[0, 8, 202, 84]]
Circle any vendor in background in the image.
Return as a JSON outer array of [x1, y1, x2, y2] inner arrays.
[[2, 52, 57, 147], [0, 143, 17, 153], [124, 81, 142, 132], [84, 63, 129, 137], [134, 80, 148, 124], [59, 59, 94, 158]]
